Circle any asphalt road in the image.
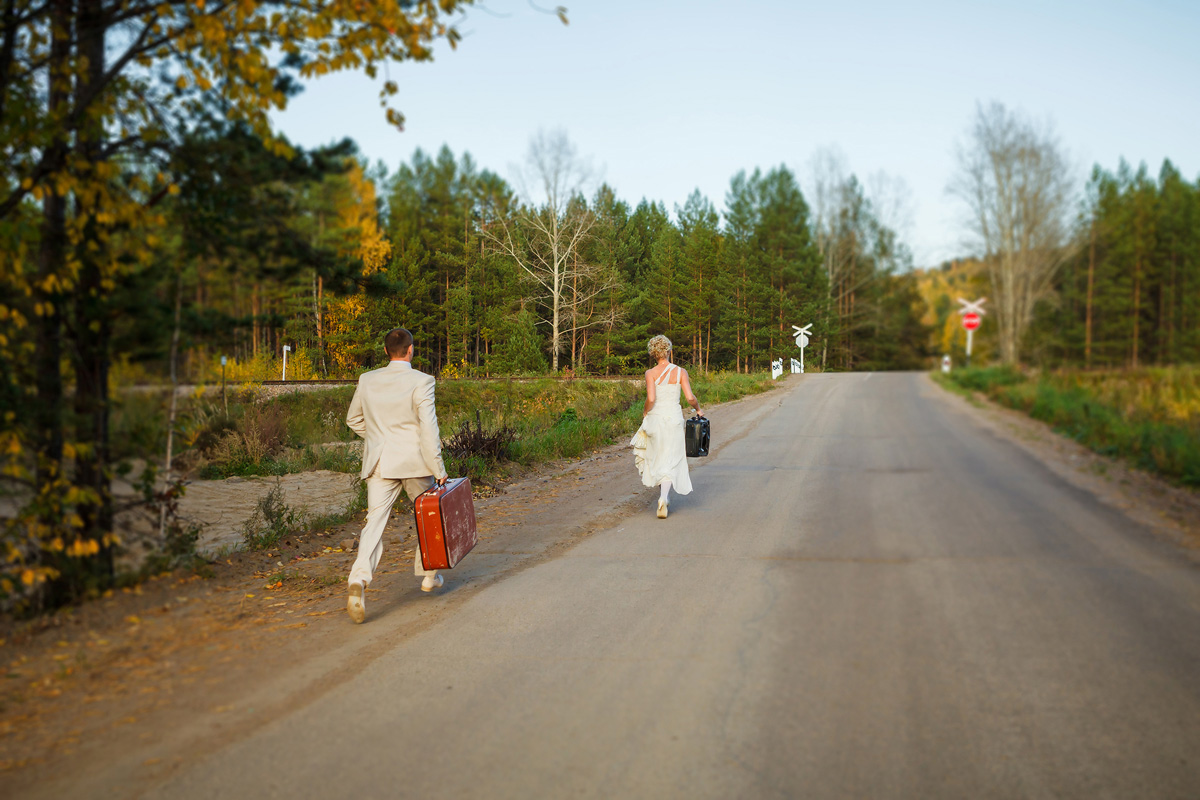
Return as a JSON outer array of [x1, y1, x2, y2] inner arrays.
[[147, 373, 1200, 799]]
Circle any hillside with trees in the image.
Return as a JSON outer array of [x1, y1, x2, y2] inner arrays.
[[920, 104, 1199, 371], [922, 157, 1200, 370]]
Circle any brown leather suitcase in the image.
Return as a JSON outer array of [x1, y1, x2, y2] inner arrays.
[[414, 477, 477, 570]]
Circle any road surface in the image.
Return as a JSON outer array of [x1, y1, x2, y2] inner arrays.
[[146, 372, 1200, 799]]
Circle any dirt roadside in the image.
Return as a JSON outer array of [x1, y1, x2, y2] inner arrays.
[[927, 374, 1200, 557], [0, 376, 794, 799]]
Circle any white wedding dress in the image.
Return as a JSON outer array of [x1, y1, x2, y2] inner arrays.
[[630, 364, 693, 494]]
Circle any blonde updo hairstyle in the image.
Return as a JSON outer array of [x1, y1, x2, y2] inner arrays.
[[647, 335, 673, 362]]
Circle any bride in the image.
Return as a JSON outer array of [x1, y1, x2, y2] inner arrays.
[[630, 335, 703, 519]]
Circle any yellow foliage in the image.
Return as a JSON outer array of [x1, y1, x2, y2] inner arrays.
[[914, 259, 994, 363], [67, 538, 101, 557], [325, 294, 368, 374], [339, 162, 392, 274], [322, 164, 394, 373], [439, 359, 473, 380]]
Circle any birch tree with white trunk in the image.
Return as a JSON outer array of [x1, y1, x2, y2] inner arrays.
[[482, 130, 598, 371], [950, 102, 1076, 364]]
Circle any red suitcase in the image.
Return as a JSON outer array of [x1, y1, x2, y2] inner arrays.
[[414, 477, 478, 570]]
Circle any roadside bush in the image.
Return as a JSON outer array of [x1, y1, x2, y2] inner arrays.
[[199, 403, 288, 477], [949, 365, 1026, 393], [241, 483, 307, 550], [445, 411, 517, 461]]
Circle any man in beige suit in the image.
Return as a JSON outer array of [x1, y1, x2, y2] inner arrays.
[[344, 327, 448, 624]]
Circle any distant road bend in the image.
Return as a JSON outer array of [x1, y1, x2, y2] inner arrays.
[[133, 372, 1200, 798]]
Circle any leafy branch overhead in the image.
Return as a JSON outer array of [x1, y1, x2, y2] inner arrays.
[[1, 0, 472, 221]]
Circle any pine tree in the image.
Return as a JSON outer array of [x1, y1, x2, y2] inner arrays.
[[677, 190, 723, 373]]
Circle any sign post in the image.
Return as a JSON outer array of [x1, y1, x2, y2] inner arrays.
[[281, 345, 291, 381], [792, 323, 813, 374], [220, 355, 228, 413], [956, 298, 987, 367]]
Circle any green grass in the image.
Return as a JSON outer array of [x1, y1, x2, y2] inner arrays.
[[689, 371, 778, 404], [197, 443, 362, 480], [123, 372, 778, 485], [938, 366, 1200, 487]]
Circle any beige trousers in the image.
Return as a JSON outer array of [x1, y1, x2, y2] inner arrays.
[[348, 470, 438, 587]]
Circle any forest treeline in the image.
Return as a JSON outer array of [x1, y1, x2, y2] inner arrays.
[[113, 130, 931, 384], [1031, 160, 1200, 368]]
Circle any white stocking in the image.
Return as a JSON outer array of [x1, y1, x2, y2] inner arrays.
[[659, 480, 672, 503]]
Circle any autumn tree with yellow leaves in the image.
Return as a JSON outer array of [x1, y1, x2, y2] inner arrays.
[[322, 160, 395, 373], [0, 0, 471, 608]]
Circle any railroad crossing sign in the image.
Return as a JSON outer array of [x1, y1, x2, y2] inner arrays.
[[792, 323, 813, 373], [956, 298, 986, 366]]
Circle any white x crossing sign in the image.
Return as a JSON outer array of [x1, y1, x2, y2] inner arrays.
[[957, 297, 987, 317], [955, 298, 987, 365], [792, 323, 813, 373]]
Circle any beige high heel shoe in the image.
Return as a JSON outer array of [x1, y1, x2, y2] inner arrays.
[[657, 499, 669, 519]]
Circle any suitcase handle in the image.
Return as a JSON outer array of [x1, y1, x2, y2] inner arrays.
[[421, 477, 457, 496]]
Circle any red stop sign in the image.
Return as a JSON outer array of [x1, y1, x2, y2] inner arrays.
[[962, 312, 981, 331]]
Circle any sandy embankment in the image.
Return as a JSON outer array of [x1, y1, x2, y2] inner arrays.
[[178, 469, 361, 555]]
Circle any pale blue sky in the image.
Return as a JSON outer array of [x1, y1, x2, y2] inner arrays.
[[270, 0, 1200, 267]]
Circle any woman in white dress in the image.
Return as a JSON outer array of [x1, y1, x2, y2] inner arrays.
[[630, 335, 703, 519]]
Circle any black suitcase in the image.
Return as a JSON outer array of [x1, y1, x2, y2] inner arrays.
[[685, 416, 710, 457]]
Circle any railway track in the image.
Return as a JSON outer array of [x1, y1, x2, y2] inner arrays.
[[129, 375, 643, 392]]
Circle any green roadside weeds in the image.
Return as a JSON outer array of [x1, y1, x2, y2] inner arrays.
[[934, 366, 1200, 488], [149, 372, 777, 485]]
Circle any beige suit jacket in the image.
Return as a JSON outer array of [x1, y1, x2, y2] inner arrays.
[[346, 360, 447, 481]]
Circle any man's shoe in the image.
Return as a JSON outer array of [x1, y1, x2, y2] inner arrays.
[[421, 574, 444, 592], [657, 499, 668, 519], [347, 581, 366, 624]]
